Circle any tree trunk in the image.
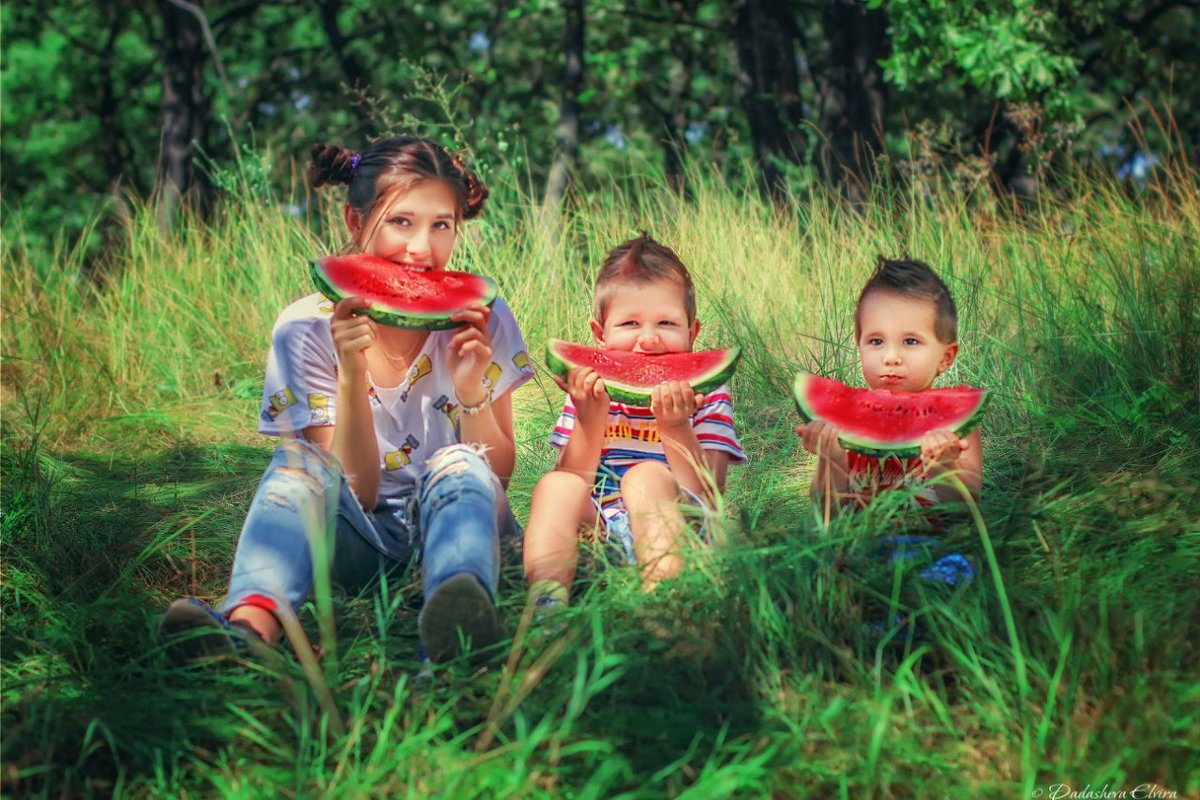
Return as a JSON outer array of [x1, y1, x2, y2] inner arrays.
[[98, 13, 128, 191], [317, 0, 376, 137], [729, 0, 806, 199], [544, 0, 585, 208], [818, 0, 887, 192], [156, 0, 209, 229], [660, 2, 696, 194]]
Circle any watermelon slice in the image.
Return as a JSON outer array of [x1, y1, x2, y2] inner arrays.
[[311, 253, 498, 330], [545, 339, 740, 405], [793, 373, 989, 458]]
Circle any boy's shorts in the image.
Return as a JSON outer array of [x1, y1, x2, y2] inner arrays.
[[589, 487, 713, 565]]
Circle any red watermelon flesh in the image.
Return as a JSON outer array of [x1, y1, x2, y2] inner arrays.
[[546, 340, 741, 405], [311, 254, 498, 330], [793, 373, 988, 458]]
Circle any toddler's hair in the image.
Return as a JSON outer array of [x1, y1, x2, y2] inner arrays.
[[309, 136, 489, 223], [593, 234, 696, 323], [855, 256, 958, 343]]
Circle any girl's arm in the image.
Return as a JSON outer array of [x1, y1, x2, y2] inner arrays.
[[304, 297, 382, 509], [446, 302, 531, 486], [458, 390, 517, 486]]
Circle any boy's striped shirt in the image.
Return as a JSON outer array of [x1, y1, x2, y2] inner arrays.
[[549, 384, 745, 498]]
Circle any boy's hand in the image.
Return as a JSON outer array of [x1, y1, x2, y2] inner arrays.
[[651, 380, 702, 435], [797, 420, 849, 468], [556, 366, 610, 427], [919, 429, 968, 473], [331, 296, 375, 378]]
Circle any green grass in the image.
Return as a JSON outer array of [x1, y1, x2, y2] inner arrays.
[[2, 154, 1199, 798]]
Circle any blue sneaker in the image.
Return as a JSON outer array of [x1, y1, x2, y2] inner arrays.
[[869, 536, 976, 643], [418, 573, 503, 663], [158, 598, 264, 663]]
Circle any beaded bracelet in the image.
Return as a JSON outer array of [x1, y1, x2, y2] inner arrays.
[[457, 393, 490, 416]]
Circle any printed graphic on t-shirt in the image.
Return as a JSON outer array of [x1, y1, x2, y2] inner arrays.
[[606, 409, 660, 445], [482, 362, 503, 397], [400, 354, 433, 402], [263, 386, 297, 421], [308, 393, 330, 424], [383, 434, 421, 471], [433, 394, 460, 429], [513, 351, 531, 370]]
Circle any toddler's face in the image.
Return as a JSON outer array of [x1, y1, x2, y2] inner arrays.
[[857, 290, 957, 392], [349, 180, 459, 271], [591, 279, 699, 354]]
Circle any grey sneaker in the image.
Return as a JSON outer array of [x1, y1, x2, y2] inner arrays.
[[158, 598, 263, 663], [418, 573, 503, 663]]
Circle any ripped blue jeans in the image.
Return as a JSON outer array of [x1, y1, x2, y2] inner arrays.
[[221, 439, 517, 616]]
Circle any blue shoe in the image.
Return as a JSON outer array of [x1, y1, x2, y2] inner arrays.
[[158, 598, 263, 663], [418, 573, 503, 663], [869, 537, 976, 643]]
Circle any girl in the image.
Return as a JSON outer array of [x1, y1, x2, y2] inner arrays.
[[160, 136, 534, 664]]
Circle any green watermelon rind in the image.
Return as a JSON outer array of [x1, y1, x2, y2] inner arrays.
[[792, 372, 989, 459], [545, 339, 741, 406], [310, 259, 498, 331]]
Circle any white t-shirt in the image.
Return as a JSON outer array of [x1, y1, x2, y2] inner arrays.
[[258, 292, 534, 502]]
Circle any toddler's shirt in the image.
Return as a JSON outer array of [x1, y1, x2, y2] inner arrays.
[[846, 452, 938, 509], [258, 292, 534, 502], [548, 384, 746, 504]]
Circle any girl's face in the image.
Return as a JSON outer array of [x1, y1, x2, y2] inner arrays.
[[857, 289, 957, 392], [591, 278, 699, 354], [346, 179, 460, 270]]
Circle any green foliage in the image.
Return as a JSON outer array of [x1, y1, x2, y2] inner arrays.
[[877, 0, 1079, 108]]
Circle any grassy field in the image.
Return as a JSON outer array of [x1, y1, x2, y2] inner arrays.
[[2, 154, 1199, 799]]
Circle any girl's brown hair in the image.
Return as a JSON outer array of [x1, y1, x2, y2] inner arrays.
[[309, 136, 489, 237]]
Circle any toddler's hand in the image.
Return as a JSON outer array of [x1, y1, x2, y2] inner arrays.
[[797, 420, 848, 466], [651, 380, 702, 434], [557, 366, 610, 427], [919, 429, 968, 472], [331, 296, 375, 377]]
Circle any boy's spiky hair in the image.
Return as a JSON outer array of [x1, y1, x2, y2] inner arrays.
[[854, 255, 958, 343], [593, 233, 696, 323]]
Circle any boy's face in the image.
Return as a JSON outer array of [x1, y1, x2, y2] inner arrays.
[[591, 278, 699, 354], [857, 289, 958, 392]]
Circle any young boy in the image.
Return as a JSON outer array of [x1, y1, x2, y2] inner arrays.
[[798, 256, 983, 512], [524, 234, 746, 606]]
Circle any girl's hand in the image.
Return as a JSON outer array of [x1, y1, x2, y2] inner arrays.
[[797, 420, 848, 466], [554, 366, 610, 428], [331, 296, 375, 377], [447, 302, 494, 405], [919, 429, 968, 473], [651, 380, 702, 435]]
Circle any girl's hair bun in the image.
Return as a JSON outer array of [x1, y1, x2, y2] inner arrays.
[[451, 153, 489, 220], [309, 143, 360, 187]]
